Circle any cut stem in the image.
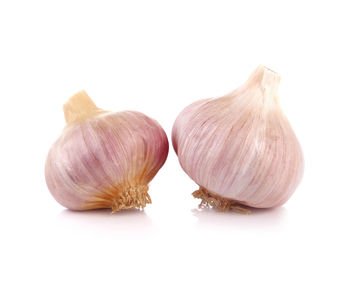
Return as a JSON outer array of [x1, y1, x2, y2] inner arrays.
[[63, 90, 104, 124], [193, 187, 250, 214], [245, 65, 281, 99]]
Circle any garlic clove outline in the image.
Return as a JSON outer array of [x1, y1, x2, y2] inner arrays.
[[45, 90, 169, 212], [172, 66, 304, 212]]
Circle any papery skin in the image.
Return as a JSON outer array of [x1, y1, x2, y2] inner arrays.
[[172, 66, 304, 208], [45, 94, 169, 211]]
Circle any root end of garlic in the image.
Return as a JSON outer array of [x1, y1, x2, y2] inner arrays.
[[193, 187, 251, 214], [111, 185, 152, 213], [83, 185, 152, 212]]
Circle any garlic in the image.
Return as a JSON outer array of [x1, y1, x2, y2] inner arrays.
[[172, 66, 304, 212], [45, 91, 169, 212]]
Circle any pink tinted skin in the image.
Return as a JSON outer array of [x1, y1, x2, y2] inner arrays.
[[45, 111, 169, 210], [172, 67, 304, 208]]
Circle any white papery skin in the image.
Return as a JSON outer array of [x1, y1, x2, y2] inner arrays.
[[172, 66, 304, 208], [45, 91, 169, 211]]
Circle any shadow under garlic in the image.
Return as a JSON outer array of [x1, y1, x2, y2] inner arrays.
[[192, 206, 288, 230]]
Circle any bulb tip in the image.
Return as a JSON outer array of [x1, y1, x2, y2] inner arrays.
[[63, 90, 100, 124], [252, 64, 280, 80], [245, 65, 281, 96]]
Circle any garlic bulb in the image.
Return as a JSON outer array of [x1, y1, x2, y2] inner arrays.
[[45, 91, 169, 212], [172, 66, 304, 212]]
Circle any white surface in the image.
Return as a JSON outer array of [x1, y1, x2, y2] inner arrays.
[[0, 1, 349, 282]]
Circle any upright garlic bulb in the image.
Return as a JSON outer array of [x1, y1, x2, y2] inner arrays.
[[172, 66, 304, 212], [45, 91, 169, 212]]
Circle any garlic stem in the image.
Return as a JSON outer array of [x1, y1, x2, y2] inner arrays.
[[244, 65, 281, 105], [63, 90, 103, 124]]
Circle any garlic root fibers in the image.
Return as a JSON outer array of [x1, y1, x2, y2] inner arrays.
[[193, 187, 251, 214]]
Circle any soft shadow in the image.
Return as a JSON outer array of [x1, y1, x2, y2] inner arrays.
[[192, 206, 288, 230], [57, 208, 155, 236]]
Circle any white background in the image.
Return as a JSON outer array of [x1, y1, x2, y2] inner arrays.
[[0, 0, 349, 282]]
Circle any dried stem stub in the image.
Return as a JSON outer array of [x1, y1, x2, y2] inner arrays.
[[63, 90, 106, 124], [193, 187, 251, 214]]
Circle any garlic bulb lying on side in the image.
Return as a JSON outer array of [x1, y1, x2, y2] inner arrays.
[[45, 91, 169, 212], [172, 66, 304, 213]]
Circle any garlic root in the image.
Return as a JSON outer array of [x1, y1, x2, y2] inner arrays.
[[193, 187, 251, 214], [83, 185, 151, 212]]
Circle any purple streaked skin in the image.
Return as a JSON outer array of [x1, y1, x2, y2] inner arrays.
[[172, 66, 304, 208], [45, 110, 169, 210]]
